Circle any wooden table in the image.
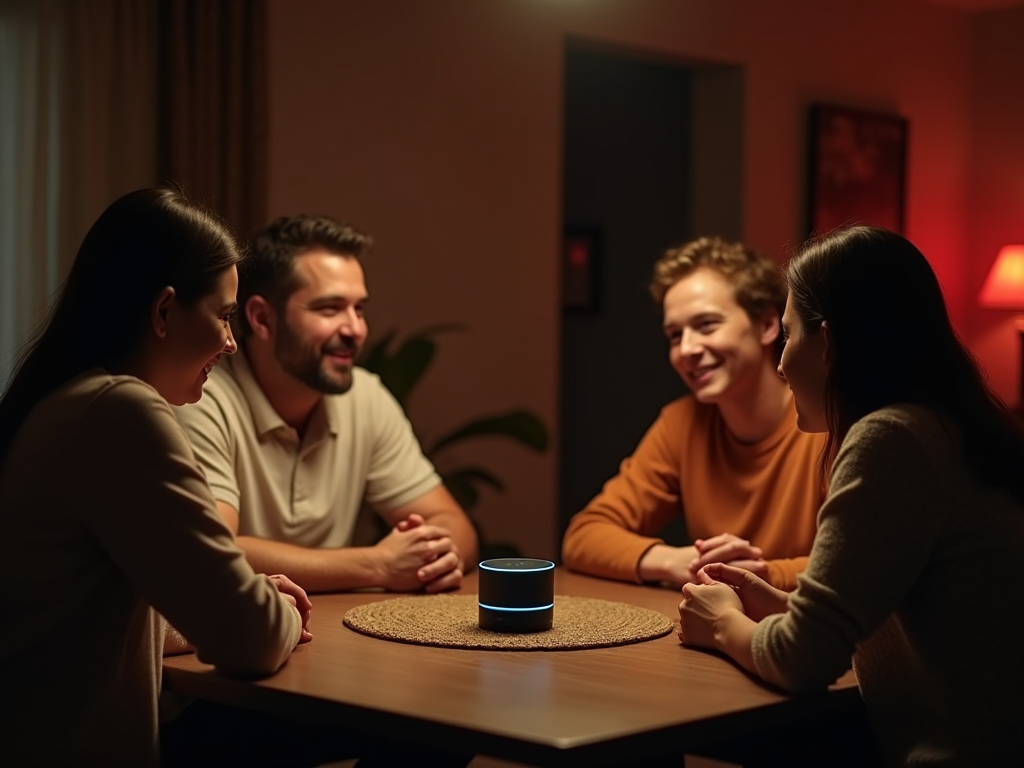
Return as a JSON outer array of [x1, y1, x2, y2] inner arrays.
[[163, 569, 859, 767]]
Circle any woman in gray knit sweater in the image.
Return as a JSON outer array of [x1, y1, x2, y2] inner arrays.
[[678, 226, 1024, 767]]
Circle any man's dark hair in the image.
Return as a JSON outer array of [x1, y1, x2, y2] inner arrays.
[[238, 215, 372, 336]]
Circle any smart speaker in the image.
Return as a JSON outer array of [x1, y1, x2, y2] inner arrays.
[[478, 558, 555, 633]]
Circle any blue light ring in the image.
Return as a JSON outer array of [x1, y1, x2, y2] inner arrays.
[[479, 561, 554, 573], [478, 602, 555, 613]]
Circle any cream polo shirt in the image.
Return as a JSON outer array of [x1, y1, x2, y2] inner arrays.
[[173, 350, 441, 548]]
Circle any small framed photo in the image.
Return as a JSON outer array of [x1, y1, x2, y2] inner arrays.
[[562, 227, 601, 312], [807, 104, 908, 236]]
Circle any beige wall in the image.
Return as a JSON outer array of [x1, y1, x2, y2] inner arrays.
[[266, 0, 1021, 558]]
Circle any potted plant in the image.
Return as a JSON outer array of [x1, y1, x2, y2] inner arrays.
[[359, 324, 549, 559]]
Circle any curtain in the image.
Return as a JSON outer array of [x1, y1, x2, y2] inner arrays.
[[60, 0, 160, 255], [158, 0, 267, 242], [0, 0, 158, 385], [1, 0, 61, 383], [0, 0, 267, 386]]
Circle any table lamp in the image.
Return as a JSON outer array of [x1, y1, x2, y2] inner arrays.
[[978, 244, 1024, 409]]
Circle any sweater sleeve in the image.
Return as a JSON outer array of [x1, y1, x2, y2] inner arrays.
[[78, 380, 301, 677], [752, 410, 946, 692], [562, 407, 684, 582]]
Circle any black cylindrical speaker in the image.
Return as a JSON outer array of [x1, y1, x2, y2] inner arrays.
[[478, 558, 555, 633]]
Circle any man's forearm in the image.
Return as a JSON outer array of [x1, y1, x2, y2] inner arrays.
[[236, 535, 384, 593]]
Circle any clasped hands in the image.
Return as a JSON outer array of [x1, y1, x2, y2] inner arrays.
[[688, 532, 768, 580], [639, 532, 767, 588], [264, 512, 461, 649], [376, 513, 464, 593], [676, 562, 788, 649]]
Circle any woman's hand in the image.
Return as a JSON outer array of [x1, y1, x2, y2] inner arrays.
[[677, 581, 744, 649], [269, 574, 313, 644], [678, 564, 778, 676], [697, 562, 789, 622]]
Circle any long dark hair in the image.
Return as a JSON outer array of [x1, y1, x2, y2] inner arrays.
[[0, 187, 242, 465], [786, 225, 1024, 503]]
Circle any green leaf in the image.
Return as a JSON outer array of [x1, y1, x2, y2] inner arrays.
[[379, 337, 436, 406], [443, 474, 478, 512], [357, 323, 467, 407], [441, 467, 505, 512], [429, 410, 549, 455], [357, 328, 397, 375], [403, 322, 467, 342], [443, 467, 505, 492]]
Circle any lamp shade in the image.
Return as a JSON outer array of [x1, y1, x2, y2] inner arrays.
[[979, 245, 1024, 309]]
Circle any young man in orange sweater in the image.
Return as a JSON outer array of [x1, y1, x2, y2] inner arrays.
[[562, 237, 824, 591]]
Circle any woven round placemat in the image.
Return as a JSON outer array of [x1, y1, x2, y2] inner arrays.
[[343, 594, 674, 651]]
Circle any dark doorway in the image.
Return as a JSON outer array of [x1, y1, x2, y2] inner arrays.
[[558, 41, 743, 547]]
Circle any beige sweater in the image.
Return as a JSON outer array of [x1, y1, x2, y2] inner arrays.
[[753, 405, 1024, 766], [0, 372, 301, 767]]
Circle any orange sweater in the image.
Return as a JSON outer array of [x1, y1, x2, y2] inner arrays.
[[562, 395, 825, 590]]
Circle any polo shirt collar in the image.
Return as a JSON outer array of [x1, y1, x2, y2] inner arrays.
[[228, 347, 341, 439]]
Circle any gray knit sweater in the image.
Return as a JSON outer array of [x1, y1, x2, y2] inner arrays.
[[753, 404, 1024, 766]]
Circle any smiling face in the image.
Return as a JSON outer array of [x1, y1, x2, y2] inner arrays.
[[160, 265, 239, 405], [662, 267, 779, 405], [272, 250, 368, 395], [778, 297, 830, 433]]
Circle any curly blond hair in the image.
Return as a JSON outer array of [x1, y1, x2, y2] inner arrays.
[[650, 236, 785, 320]]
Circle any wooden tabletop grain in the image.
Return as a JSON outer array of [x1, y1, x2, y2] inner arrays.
[[163, 569, 859, 767]]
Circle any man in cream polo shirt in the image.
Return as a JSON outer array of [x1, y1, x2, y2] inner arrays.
[[175, 214, 477, 594]]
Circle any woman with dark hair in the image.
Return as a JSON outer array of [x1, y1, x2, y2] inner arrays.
[[0, 188, 311, 767], [678, 226, 1024, 766]]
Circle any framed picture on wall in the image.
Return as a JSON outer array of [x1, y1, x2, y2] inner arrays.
[[562, 227, 601, 312], [807, 104, 908, 236]]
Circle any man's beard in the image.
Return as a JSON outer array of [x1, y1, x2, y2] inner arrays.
[[274, 318, 358, 395]]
